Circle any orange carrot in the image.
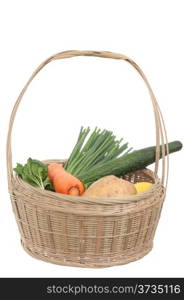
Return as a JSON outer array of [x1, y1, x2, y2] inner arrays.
[[48, 163, 84, 196], [48, 163, 63, 180]]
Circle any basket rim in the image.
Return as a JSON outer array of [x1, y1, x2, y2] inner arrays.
[[12, 160, 163, 205]]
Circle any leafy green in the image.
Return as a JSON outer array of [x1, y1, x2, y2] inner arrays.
[[44, 177, 55, 192], [14, 158, 52, 190], [13, 163, 24, 176]]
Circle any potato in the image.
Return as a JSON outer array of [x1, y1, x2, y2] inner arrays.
[[83, 175, 137, 198]]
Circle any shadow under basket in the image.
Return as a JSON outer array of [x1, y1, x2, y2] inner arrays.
[[7, 50, 168, 268], [11, 166, 164, 268]]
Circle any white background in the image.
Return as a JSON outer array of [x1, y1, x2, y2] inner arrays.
[[0, 0, 183, 277]]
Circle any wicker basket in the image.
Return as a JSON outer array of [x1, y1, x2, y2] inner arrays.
[[7, 50, 169, 268]]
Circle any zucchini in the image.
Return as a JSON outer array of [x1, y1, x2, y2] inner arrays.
[[78, 141, 182, 184]]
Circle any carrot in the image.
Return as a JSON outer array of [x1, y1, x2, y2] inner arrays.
[[48, 163, 84, 196], [48, 163, 63, 180]]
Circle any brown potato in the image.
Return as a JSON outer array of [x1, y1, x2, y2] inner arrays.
[[83, 175, 137, 198]]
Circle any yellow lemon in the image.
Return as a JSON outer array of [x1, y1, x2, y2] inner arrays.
[[134, 182, 153, 194]]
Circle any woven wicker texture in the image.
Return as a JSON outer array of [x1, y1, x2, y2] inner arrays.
[[7, 50, 168, 268]]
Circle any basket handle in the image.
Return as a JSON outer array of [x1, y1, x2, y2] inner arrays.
[[6, 50, 169, 191]]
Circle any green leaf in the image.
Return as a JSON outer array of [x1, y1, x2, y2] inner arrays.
[[13, 163, 24, 177], [14, 158, 49, 189], [44, 178, 55, 191]]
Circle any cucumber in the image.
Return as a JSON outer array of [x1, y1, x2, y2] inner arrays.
[[78, 141, 182, 184]]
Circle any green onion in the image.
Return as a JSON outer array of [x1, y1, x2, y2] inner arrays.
[[65, 126, 131, 186]]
